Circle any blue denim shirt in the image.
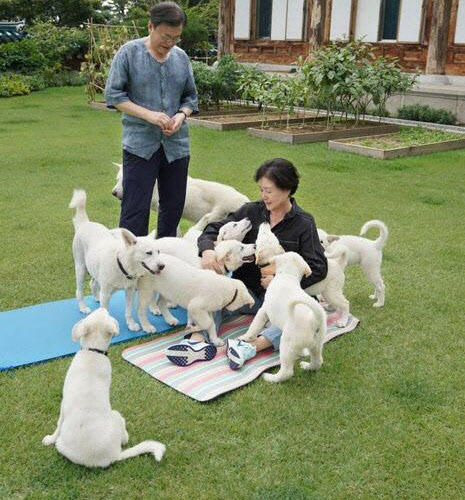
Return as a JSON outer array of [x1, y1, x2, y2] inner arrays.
[[105, 38, 198, 162]]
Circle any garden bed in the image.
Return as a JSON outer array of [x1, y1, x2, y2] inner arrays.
[[247, 120, 400, 144], [328, 127, 465, 159], [188, 112, 310, 131]]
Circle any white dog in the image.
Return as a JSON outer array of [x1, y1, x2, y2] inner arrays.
[[240, 252, 327, 383], [255, 223, 350, 327], [69, 190, 165, 331], [137, 253, 255, 345], [183, 217, 252, 245], [318, 220, 388, 307], [111, 163, 249, 228], [42, 308, 166, 467]]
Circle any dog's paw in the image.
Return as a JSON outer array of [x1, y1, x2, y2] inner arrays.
[[166, 302, 176, 309], [262, 373, 279, 383], [154, 443, 166, 462], [167, 317, 179, 326], [300, 360, 322, 371], [336, 318, 349, 328], [141, 323, 157, 334], [369, 293, 376, 300], [373, 301, 384, 308], [212, 338, 225, 347], [79, 305, 92, 314], [42, 435, 55, 446], [149, 304, 162, 316], [127, 320, 140, 332]]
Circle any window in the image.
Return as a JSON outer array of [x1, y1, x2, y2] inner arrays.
[[257, 0, 273, 38], [380, 0, 401, 40]]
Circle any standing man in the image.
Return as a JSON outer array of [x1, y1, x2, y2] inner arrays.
[[105, 2, 198, 237]]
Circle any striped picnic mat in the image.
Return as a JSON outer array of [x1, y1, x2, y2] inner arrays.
[[122, 312, 359, 402]]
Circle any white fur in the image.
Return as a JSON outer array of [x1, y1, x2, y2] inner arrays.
[[112, 163, 249, 229], [318, 220, 388, 307], [42, 308, 166, 467], [255, 223, 350, 327], [240, 252, 327, 383], [69, 190, 165, 331], [137, 253, 254, 345]]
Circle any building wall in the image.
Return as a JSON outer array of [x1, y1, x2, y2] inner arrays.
[[227, 0, 465, 76]]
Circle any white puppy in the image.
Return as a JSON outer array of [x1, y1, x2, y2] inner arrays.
[[318, 220, 388, 307], [112, 163, 249, 227], [69, 190, 165, 331], [240, 252, 327, 383], [255, 223, 350, 327], [42, 308, 166, 467], [137, 253, 255, 345]]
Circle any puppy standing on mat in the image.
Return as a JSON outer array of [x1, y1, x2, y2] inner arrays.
[[42, 308, 166, 467]]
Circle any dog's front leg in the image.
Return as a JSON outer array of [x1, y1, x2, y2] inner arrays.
[[158, 296, 180, 327], [125, 287, 140, 331], [239, 307, 269, 342], [137, 283, 158, 333], [75, 263, 91, 314], [42, 402, 64, 446]]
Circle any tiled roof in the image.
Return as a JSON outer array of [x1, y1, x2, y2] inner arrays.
[[0, 22, 26, 43]]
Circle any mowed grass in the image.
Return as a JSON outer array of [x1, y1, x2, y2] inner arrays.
[[1, 87, 464, 499]]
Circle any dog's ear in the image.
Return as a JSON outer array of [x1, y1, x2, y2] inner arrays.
[[120, 228, 137, 247], [107, 317, 120, 337], [71, 317, 88, 342], [327, 235, 340, 243]]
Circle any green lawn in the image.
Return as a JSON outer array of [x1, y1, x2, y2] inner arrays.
[[1, 87, 464, 499]]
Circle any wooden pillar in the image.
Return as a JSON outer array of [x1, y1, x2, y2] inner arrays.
[[426, 0, 453, 74], [218, 0, 232, 58], [308, 0, 326, 51]]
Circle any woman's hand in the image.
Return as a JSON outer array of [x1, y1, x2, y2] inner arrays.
[[260, 263, 275, 289], [163, 112, 185, 136], [143, 110, 172, 130], [201, 249, 224, 274], [260, 274, 274, 289]]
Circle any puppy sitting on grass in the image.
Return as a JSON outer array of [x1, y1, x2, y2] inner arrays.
[[239, 252, 327, 383], [42, 308, 166, 467]]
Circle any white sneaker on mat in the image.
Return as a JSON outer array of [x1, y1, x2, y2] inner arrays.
[[226, 339, 256, 370], [165, 339, 217, 367]]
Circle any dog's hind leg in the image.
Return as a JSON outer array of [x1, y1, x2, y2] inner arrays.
[[323, 288, 350, 327], [188, 302, 222, 346], [75, 263, 91, 314], [364, 268, 385, 307], [300, 343, 323, 372], [263, 341, 295, 383], [112, 410, 129, 446], [42, 402, 64, 446]]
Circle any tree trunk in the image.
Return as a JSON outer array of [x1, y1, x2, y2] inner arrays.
[[426, 0, 453, 74], [218, 0, 232, 58], [308, 0, 326, 52]]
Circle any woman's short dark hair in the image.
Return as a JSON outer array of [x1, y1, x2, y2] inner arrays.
[[254, 158, 300, 196], [150, 2, 187, 27]]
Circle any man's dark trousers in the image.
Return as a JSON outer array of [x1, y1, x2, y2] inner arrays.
[[120, 146, 189, 237]]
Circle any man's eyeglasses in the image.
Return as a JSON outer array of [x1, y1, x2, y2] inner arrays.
[[159, 33, 181, 44]]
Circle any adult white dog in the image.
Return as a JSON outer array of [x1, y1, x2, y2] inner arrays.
[[318, 220, 388, 307], [42, 308, 166, 467], [255, 223, 350, 327], [137, 253, 255, 345], [240, 252, 327, 383], [69, 189, 165, 331], [111, 163, 249, 228]]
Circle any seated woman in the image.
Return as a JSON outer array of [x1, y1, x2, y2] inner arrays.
[[166, 157, 328, 369]]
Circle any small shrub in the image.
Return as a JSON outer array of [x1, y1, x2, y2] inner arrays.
[[0, 75, 31, 97], [398, 104, 456, 125]]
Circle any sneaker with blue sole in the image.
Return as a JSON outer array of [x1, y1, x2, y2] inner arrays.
[[165, 339, 217, 367], [226, 338, 256, 370]]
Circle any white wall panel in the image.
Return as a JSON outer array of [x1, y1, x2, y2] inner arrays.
[[271, 0, 287, 40], [398, 0, 423, 42], [456, 0, 465, 44], [286, 0, 305, 40], [234, 0, 251, 39], [354, 0, 382, 42], [330, 0, 352, 40]]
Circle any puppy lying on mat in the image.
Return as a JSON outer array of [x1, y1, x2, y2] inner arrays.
[[42, 308, 165, 468]]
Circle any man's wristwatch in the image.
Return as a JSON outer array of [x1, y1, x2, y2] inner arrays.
[[178, 110, 188, 119]]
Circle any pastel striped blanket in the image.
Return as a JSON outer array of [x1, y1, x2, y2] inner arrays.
[[122, 312, 359, 402]]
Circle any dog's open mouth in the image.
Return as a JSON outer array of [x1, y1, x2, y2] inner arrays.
[[142, 262, 162, 275], [242, 255, 255, 262]]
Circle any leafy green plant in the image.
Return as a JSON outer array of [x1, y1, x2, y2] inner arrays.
[[398, 104, 456, 125], [0, 74, 31, 97]]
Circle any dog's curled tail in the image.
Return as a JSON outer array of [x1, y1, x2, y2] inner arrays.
[[69, 189, 89, 231], [360, 220, 388, 250], [288, 297, 327, 339], [324, 245, 349, 270], [117, 440, 166, 463]]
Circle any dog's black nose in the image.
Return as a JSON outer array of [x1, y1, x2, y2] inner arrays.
[[111, 190, 117, 197], [158, 264, 165, 271]]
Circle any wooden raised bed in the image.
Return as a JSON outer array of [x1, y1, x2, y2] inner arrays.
[[328, 133, 465, 159], [247, 120, 400, 144], [188, 112, 310, 131]]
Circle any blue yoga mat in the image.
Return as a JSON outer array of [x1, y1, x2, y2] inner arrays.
[[0, 291, 187, 371]]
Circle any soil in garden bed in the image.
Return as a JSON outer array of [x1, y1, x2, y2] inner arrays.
[[197, 105, 260, 116], [201, 112, 306, 123], [342, 127, 464, 149], [262, 119, 388, 134]]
